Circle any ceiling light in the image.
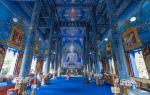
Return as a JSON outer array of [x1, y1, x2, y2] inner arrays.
[[13, 17, 18, 22], [105, 38, 108, 41], [130, 17, 136, 22], [53, 52, 56, 54], [39, 38, 41, 41]]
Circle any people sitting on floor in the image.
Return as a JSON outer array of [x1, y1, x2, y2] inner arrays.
[[66, 74, 70, 80]]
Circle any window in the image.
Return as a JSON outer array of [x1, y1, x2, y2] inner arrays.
[[1, 48, 18, 76], [30, 56, 37, 74], [108, 57, 116, 75], [130, 50, 149, 79], [42, 60, 47, 73]]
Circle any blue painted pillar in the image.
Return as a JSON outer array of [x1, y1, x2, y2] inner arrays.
[[105, 0, 129, 79], [45, 29, 53, 74], [90, 9, 100, 74], [44, 13, 54, 75], [58, 36, 62, 65], [58, 35, 62, 71], [19, 0, 41, 77], [57, 34, 62, 75], [83, 36, 87, 72], [84, 28, 89, 72], [54, 30, 62, 71], [54, 32, 59, 72], [37, 39, 45, 73]]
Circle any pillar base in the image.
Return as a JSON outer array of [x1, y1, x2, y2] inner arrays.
[[120, 87, 128, 95], [31, 88, 36, 95], [14, 77, 29, 95], [41, 76, 50, 85], [15, 83, 28, 95], [96, 76, 100, 86], [52, 73, 57, 79]]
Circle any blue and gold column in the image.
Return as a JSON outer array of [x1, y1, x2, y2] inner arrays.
[[90, 10, 101, 75], [105, 0, 129, 80], [44, 11, 54, 74], [53, 31, 59, 79], [105, 0, 129, 94], [90, 9, 101, 86], [43, 13, 54, 84], [15, 0, 42, 95]]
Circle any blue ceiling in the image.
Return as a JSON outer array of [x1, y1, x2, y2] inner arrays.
[[1, 0, 150, 54], [57, 7, 90, 21], [55, 0, 98, 22], [61, 27, 85, 37]]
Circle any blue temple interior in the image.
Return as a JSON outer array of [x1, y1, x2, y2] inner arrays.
[[0, 0, 150, 95]]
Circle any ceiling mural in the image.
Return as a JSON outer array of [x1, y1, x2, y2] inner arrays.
[[57, 7, 90, 21], [55, 0, 98, 5], [61, 27, 85, 37], [55, 0, 98, 21]]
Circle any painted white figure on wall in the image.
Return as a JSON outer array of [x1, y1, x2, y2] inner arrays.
[[62, 43, 82, 68]]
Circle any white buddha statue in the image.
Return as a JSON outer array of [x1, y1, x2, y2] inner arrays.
[[66, 44, 78, 65]]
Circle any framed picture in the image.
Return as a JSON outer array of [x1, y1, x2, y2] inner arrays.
[[7, 25, 25, 50], [123, 27, 141, 51]]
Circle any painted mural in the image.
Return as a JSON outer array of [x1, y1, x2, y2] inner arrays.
[[55, 0, 97, 22], [61, 27, 85, 68], [7, 24, 25, 50], [123, 26, 142, 51], [62, 38, 83, 68], [61, 27, 85, 37]]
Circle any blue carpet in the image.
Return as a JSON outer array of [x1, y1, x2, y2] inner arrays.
[[28, 77, 113, 95]]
